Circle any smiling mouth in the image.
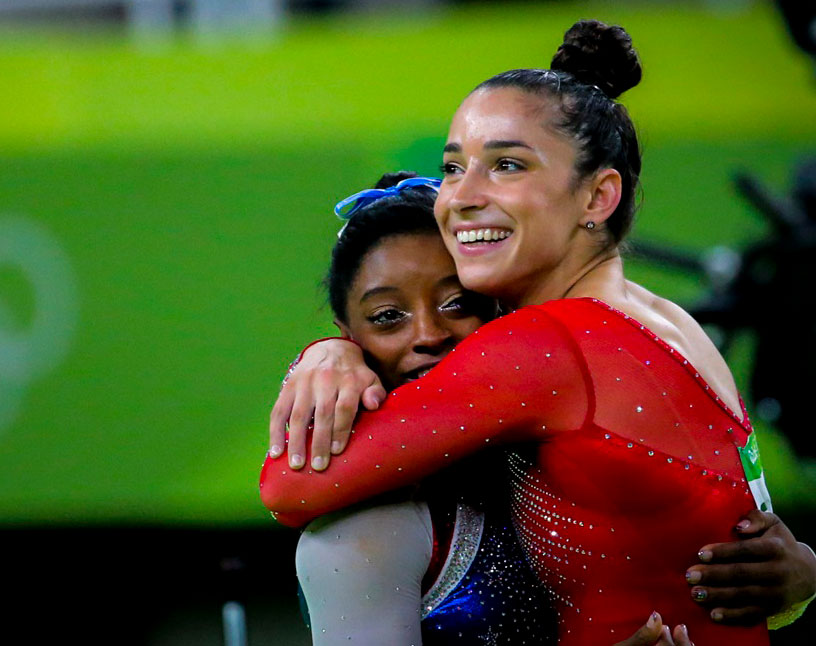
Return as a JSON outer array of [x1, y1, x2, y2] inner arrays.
[[403, 364, 438, 381], [456, 228, 513, 244]]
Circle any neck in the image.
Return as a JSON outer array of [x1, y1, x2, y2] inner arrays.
[[510, 247, 624, 309]]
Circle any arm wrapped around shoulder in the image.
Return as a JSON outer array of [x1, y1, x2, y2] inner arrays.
[[259, 306, 590, 526]]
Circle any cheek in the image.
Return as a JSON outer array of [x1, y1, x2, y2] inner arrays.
[[450, 317, 485, 342], [363, 333, 408, 381], [433, 193, 450, 229]]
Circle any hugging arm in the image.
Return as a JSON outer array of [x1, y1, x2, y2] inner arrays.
[[269, 338, 386, 470], [686, 509, 816, 627], [260, 309, 588, 527], [266, 331, 816, 630]]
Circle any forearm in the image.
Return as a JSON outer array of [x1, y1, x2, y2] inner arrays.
[[768, 542, 816, 629], [260, 308, 587, 523]]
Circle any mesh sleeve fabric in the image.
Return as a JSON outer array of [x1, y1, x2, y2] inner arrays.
[[296, 499, 433, 645], [260, 306, 591, 527]]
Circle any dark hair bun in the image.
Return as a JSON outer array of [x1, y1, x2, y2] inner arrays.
[[374, 170, 418, 189], [551, 19, 642, 99]]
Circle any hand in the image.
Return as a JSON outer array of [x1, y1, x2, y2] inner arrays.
[[268, 338, 386, 472], [613, 612, 693, 646], [685, 509, 816, 625]]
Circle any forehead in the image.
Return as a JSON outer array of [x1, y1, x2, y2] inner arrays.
[[452, 87, 557, 135], [350, 233, 456, 294]]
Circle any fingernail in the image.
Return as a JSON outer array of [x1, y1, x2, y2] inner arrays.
[[735, 519, 751, 531], [692, 588, 708, 601], [269, 445, 283, 458], [290, 454, 304, 469], [331, 441, 342, 454], [312, 456, 325, 470], [698, 549, 712, 562], [685, 570, 701, 584], [711, 610, 723, 622], [647, 611, 660, 628], [679, 624, 689, 636]]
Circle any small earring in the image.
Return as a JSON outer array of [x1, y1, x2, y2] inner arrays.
[[585, 221, 596, 230]]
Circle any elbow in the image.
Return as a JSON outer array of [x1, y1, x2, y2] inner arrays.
[[259, 454, 318, 528]]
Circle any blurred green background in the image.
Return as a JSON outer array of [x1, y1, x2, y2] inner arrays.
[[1, 1, 814, 527], [2, 2, 816, 643]]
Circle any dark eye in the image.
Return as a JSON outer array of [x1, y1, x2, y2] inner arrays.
[[496, 158, 525, 172], [441, 292, 493, 319], [439, 162, 464, 176], [440, 292, 479, 316], [368, 308, 406, 326]]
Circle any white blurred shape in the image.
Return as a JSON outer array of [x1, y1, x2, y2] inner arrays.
[[0, 216, 79, 434]]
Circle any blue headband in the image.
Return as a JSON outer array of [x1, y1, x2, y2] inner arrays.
[[334, 176, 442, 238]]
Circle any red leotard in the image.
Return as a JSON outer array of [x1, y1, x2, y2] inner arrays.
[[261, 298, 769, 645]]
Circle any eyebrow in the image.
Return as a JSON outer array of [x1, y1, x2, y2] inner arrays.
[[360, 286, 399, 303], [443, 140, 533, 153], [360, 275, 460, 303]]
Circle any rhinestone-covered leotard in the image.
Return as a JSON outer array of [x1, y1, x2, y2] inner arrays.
[[261, 298, 769, 645], [421, 487, 554, 645]]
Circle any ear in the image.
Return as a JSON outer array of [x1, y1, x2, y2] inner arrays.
[[334, 319, 353, 339], [581, 168, 622, 228]]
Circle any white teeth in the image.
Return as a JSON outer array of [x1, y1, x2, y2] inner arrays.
[[456, 228, 511, 243]]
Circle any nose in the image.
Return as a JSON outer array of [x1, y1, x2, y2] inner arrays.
[[447, 165, 489, 214], [411, 310, 455, 356]]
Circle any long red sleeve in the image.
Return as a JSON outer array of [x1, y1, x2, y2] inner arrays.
[[260, 306, 590, 527], [261, 297, 770, 644]]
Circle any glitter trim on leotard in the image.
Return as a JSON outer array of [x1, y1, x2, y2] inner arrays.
[[421, 502, 485, 619]]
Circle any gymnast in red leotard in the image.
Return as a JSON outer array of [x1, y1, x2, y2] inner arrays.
[[262, 19, 816, 645]]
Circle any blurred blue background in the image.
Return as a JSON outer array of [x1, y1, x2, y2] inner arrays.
[[1, 1, 815, 643]]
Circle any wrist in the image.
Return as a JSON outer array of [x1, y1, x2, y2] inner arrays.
[[282, 337, 362, 389], [768, 542, 816, 630], [798, 542, 816, 601], [300, 336, 361, 359]]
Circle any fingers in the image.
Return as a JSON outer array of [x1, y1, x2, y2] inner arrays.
[[318, 371, 383, 465], [331, 388, 361, 455], [733, 510, 780, 536], [361, 380, 387, 411], [268, 339, 377, 471], [689, 580, 781, 606], [707, 605, 767, 626], [269, 384, 294, 457], [671, 624, 693, 646], [686, 561, 784, 588], [697, 534, 787, 565], [612, 611, 663, 646], [310, 380, 338, 471], [287, 389, 314, 469]]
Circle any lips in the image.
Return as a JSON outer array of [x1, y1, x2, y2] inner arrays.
[[452, 226, 513, 257], [402, 361, 440, 383], [455, 227, 513, 244]]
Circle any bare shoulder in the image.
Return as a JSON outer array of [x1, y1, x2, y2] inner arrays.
[[621, 283, 742, 412]]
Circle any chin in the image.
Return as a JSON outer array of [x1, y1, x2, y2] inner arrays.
[[456, 266, 509, 300]]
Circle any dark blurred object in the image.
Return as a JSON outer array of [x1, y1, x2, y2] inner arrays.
[[632, 156, 816, 459], [221, 556, 249, 646], [5, 525, 304, 645], [699, 159, 816, 460], [776, 0, 816, 63]]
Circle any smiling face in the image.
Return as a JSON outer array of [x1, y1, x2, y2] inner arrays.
[[339, 233, 494, 391], [434, 87, 600, 307]]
